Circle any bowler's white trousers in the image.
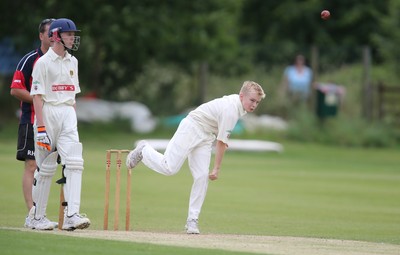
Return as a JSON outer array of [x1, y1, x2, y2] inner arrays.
[[141, 116, 215, 220]]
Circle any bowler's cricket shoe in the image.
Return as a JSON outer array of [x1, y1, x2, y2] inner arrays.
[[30, 216, 55, 230], [62, 213, 91, 231], [126, 140, 147, 169], [185, 219, 200, 234]]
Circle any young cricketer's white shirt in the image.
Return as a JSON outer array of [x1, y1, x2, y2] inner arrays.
[[31, 48, 80, 105], [188, 94, 246, 144]]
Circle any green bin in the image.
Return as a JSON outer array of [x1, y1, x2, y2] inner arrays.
[[316, 83, 344, 119]]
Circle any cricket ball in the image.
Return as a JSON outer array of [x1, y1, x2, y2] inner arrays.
[[321, 10, 330, 20]]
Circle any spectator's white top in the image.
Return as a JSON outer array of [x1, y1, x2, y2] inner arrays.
[[31, 47, 80, 105], [188, 94, 246, 144]]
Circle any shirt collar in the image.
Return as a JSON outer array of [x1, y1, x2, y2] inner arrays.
[[48, 47, 72, 61], [234, 94, 247, 116]]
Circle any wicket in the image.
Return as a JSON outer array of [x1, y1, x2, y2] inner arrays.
[[104, 149, 132, 231]]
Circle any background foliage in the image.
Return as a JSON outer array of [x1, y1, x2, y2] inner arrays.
[[1, 0, 399, 146], [1, 0, 398, 98]]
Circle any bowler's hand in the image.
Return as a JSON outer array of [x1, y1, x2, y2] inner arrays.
[[209, 169, 219, 181], [36, 126, 51, 151]]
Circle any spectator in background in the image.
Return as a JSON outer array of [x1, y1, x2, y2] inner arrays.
[[10, 18, 56, 228], [281, 54, 313, 105]]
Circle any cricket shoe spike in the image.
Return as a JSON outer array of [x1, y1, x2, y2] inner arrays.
[[126, 140, 147, 169]]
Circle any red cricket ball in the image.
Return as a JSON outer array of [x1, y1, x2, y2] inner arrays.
[[321, 10, 330, 20]]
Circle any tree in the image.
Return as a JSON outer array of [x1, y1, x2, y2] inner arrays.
[[372, 0, 400, 72], [79, 0, 244, 100], [1, 0, 397, 118], [239, 0, 388, 67]]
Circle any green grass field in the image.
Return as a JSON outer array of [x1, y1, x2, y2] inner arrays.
[[0, 121, 399, 254]]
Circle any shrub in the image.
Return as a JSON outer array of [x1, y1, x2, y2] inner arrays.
[[285, 109, 399, 148]]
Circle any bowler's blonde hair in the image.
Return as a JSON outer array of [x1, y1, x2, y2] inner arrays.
[[240, 81, 266, 99]]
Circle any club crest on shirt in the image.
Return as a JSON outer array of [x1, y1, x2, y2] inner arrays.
[[32, 81, 40, 90], [70, 70, 74, 77]]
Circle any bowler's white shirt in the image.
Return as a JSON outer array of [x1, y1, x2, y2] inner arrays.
[[188, 94, 246, 144], [31, 47, 80, 105]]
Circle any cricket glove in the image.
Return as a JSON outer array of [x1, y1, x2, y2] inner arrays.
[[36, 126, 51, 151]]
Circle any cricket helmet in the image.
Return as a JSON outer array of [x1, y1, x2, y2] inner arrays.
[[48, 18, 80, 37], [49, 18, 81, 51]]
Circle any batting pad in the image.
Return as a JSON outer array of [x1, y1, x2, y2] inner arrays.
[[32, 151, 59, 219], [63, 142, 84, 216]]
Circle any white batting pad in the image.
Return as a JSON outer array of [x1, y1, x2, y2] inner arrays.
[[32, 151, 58, 219], [63, 143, 84, 216]]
